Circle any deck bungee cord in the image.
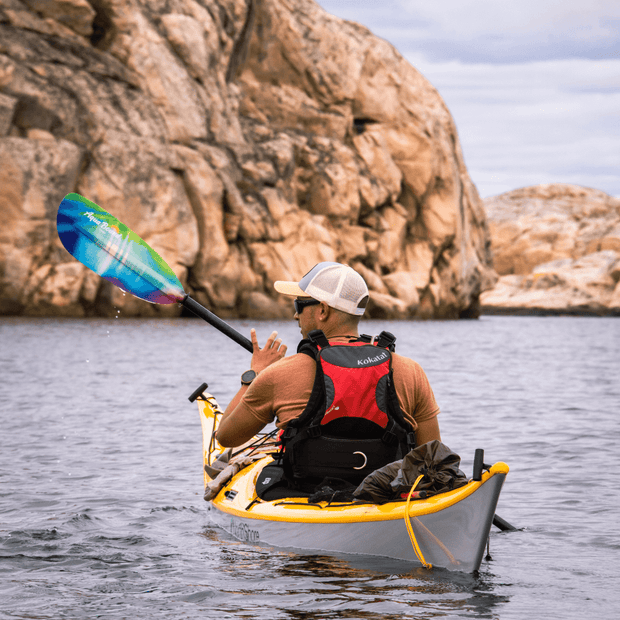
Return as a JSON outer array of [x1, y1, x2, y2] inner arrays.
[[405, 474, 432, 569], [404, 474, 460, 569]]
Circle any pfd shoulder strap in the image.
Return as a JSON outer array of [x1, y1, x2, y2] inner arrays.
[[308, 329, 330, 349], [296, 329, 330, 359], [287, 331, 329, 433], [376, 331, 396, 351]]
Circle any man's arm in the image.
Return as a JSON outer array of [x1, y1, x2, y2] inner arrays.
[[216, 329, 287, 447], [216, 403, 266, 447], [415, 415, 441, 445]]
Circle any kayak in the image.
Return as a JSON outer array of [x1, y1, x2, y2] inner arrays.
[[192, 384, 509, 573]]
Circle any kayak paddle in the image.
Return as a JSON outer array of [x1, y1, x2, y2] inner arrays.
[[56, 193, 253, 353]]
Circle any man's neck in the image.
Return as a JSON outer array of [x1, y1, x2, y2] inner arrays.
[[320, 324, 359, 340]]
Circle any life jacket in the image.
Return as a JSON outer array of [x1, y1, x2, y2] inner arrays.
[[279, 329, 416, 486]]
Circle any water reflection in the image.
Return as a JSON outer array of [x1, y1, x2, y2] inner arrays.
[[201, 527, 509, 618]]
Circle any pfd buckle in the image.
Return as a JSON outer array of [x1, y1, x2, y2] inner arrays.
[[307, 425, 322, 438], [281, 427, 297, 441], [382, 430, 398, 445]]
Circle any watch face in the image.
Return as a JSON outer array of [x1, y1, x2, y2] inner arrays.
[[241, 370, 256, 384]]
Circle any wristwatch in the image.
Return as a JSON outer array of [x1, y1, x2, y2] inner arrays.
[[241, 369, 257, 385]]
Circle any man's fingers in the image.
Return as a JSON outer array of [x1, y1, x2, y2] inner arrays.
[[251, 330, 287, 361], [264, 330, 278, 349], [250, 328, 259, 351], [250, 330, 288, 372]]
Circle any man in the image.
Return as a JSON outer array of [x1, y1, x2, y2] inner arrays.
[[216, 262, 441, 450]]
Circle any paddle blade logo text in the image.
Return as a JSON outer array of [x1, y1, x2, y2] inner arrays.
[[84, 211, 123, 240]]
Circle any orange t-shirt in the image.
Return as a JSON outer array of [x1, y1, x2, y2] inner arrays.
[[236, 346, 440, 432]]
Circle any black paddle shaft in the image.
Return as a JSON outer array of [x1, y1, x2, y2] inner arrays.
[[181, 295, 253, 353], [493, 514, 518, 532]]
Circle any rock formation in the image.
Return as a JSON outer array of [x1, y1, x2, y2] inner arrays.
[[481, 184, 620, 315], [0, 0, 496, 320]]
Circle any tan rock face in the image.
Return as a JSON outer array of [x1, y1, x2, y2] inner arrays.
[[0, 137, 83, 314], [23, 0, 96, 36], [0, 0, 494, 320], [481, 184, 620, 315]]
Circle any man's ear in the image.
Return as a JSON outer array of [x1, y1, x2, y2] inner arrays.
[[318, 302, 331, 321]]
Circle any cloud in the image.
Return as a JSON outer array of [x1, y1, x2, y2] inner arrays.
[[396, 0, 620, 62], [408, 56, 620, 195], [331, 0, 620, 63], [317, 0, 620, 197]]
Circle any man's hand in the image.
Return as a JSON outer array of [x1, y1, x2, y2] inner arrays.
[[217, 329, 287, 447], [250, 328, 287, 374]]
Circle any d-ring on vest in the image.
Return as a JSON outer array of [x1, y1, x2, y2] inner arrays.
[[280, 329, 416, 485]]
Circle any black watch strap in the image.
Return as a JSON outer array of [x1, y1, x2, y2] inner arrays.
[[241, 369, 257, 385]]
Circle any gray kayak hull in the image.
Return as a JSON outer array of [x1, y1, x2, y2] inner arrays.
[[207, 470, 506, 572]]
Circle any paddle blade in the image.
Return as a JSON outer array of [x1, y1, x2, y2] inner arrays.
[[57, 193, 185, 304]]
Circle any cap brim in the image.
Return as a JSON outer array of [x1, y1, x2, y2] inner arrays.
[[274, 280, 306, 297]]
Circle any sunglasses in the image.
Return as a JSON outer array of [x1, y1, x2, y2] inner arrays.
[[294, 298, 321, 314]]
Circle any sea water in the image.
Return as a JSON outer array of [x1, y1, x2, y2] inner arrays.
[[1, 315, 619, 619]]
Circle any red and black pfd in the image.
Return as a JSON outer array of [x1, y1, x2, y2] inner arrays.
[[280, 329, 416, 486]]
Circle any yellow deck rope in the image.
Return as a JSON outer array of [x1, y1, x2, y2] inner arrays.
[[404, 474, 432, 569], [413, 516, 459, 567]]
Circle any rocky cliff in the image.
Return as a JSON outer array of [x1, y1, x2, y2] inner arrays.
[[0, 0, 496, 320], [481, 184, 620, 315]]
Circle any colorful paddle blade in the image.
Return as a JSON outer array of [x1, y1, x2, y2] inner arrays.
[[57, 193, 185, 304]]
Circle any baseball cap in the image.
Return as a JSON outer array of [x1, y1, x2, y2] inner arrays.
[[274, 262, 369, 316]]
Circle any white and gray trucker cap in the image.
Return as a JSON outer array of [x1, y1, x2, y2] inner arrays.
[[274, 262, 369, 316]]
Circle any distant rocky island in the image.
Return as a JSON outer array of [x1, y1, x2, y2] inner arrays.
[[481, 184, 620, 316]]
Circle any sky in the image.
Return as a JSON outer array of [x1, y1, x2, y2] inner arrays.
[[317, 0, 620, 198]]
